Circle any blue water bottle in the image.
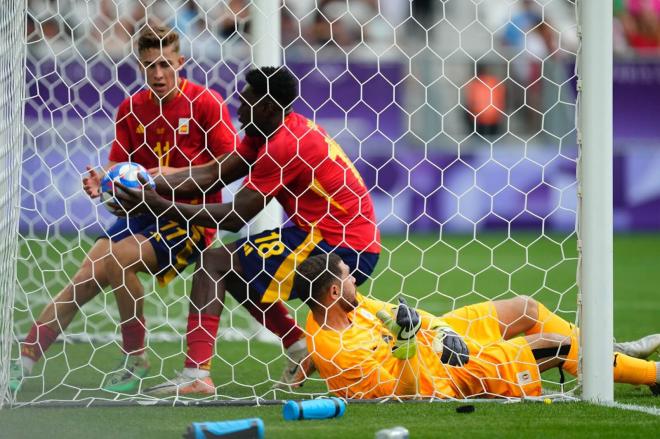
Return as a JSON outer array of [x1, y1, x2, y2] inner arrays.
[[183, 418, 264, 439], [282, 398, 346, 421]]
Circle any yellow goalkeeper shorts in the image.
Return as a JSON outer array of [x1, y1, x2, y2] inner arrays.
[[448, 336, 542, 398], [442, 301, 502, 349], [441, 302, 543, 398]]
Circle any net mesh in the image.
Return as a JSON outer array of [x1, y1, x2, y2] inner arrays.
[[0, 0, 26, 408], [7, 0, 581, 405]]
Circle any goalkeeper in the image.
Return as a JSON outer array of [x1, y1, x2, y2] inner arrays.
[[295, 253, 660, 399]]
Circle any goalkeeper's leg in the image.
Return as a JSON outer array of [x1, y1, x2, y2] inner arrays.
[[11, 239, 113, 392], [491, 297, 659, 394], [526, 332, 659, 393]]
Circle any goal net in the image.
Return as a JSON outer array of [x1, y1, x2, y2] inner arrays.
[[3, 0, 585, 406]]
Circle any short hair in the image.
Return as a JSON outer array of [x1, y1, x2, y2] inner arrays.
[[245, 66, 298, 111], [294, 253, 344, 309], [137, 25, 180, 54]]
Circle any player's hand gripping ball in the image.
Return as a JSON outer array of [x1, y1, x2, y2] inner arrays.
[[100, 162, 155, 215]]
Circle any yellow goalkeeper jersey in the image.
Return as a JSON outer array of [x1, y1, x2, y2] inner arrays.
[[305, 293, 458, 399], [306, 294, 543, 399]]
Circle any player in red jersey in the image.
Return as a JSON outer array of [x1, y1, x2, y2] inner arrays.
[[115, 67, 382, 395], [9, 26, 237, 394]]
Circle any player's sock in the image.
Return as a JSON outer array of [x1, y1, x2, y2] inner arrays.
[[526, 302, 579, 375], [184, 313, 219, 371], [526, 302, 577, 338], [20, 356, 36, 375], [120, 317, 146, 356], [612, 353, 657, 386], [21, 321, 59, 372], [244, 300, 303, 349]]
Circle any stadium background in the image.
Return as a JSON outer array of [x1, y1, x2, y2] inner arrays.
[[4, 0, 660, 437]]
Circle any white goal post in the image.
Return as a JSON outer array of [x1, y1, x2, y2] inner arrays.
[[577, 0, 613, 403], [0, 0, 617, 407]]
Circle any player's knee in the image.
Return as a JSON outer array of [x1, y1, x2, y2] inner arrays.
[[518, 295, 539, 322], [543, 332, 571, 348], [105, 241, 144, 275]]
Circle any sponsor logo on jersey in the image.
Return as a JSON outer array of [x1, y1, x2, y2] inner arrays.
[[358, 308, 376, 322], [178, 118, 190, 135], [517, 370, 532, 385]]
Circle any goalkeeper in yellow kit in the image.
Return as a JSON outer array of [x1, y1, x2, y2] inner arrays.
[[295, 253, 660, 399]]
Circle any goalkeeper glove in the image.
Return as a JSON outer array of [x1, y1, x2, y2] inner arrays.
[[376, 297, 422, 360], [432, 327, 470, 366]]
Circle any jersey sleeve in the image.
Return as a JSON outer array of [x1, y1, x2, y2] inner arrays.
[[198, 90, 238, 157], [359, 294, 451, 332], [419, 310, 452, 331], [244, 138, 304, 197], [108, 100, 133, 162]]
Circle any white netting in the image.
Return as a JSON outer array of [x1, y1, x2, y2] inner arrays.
[[8, 0, 583, 405], [0, 0, 26, 408]]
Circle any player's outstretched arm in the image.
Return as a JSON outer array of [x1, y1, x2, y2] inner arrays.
[[114, 179, 268, 232], [151, 152, 250, 197]]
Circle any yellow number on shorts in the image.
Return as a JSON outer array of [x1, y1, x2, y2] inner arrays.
[[253, 232, 285, 258]]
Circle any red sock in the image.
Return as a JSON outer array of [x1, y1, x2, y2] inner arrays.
[[121, 317, 146, 356], [21, 322, 59, 362], [244, 300, 303, 349], [185, 313, 220, 370]]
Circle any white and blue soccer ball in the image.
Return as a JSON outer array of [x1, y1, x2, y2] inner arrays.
[[100, 162, 155, 213]]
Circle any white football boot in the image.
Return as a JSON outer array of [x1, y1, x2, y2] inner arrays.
[[614, 334, 660, 359]]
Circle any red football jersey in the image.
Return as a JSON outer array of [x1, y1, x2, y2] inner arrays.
[[238, 113, 380, 253], [109, 79, 237, 245]]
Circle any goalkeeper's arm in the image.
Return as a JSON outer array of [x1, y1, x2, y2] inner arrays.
[[377, 297, 422, 396]]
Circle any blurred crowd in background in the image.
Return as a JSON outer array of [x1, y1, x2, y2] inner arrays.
[[26, 0, 660, 60], [614, 0, 660, 55], [23, 0, 660, 142], [25, 0, 435, 60]]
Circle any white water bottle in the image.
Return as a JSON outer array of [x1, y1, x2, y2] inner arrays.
[[375, 426, 410, 439]]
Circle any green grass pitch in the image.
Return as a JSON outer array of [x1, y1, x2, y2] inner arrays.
[[2, 232, 659, 437]]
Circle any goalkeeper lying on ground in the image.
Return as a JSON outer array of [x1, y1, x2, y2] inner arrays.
[[294, 253, 660, 399]]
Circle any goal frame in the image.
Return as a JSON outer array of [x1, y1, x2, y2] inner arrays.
[[576, 0, 613, 403], [0, 0, 615, 407]]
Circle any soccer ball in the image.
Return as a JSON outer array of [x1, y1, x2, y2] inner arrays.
[[100, 162, 155, 214]]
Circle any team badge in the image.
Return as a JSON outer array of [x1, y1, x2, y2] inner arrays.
[[178, 118, 190, 135], [517, 370, 532, 385]]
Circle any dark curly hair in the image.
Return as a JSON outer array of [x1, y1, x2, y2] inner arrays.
[[244, 66, 298, 112], [293, 253, 344, 310]]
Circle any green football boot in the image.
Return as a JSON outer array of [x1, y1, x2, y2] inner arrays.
[[103, 355, 150, 393], [9, 362, 25, 393]]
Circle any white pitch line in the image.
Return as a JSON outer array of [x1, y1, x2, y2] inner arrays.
[[599, 401, 660, 417]]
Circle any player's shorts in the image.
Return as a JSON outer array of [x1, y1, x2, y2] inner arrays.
[[442, 302, 542, 398], [442, 301, 502, 350], [99, 214, 208, 286], [447, 336, 542, 398], [236, 226, 380, 303]]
